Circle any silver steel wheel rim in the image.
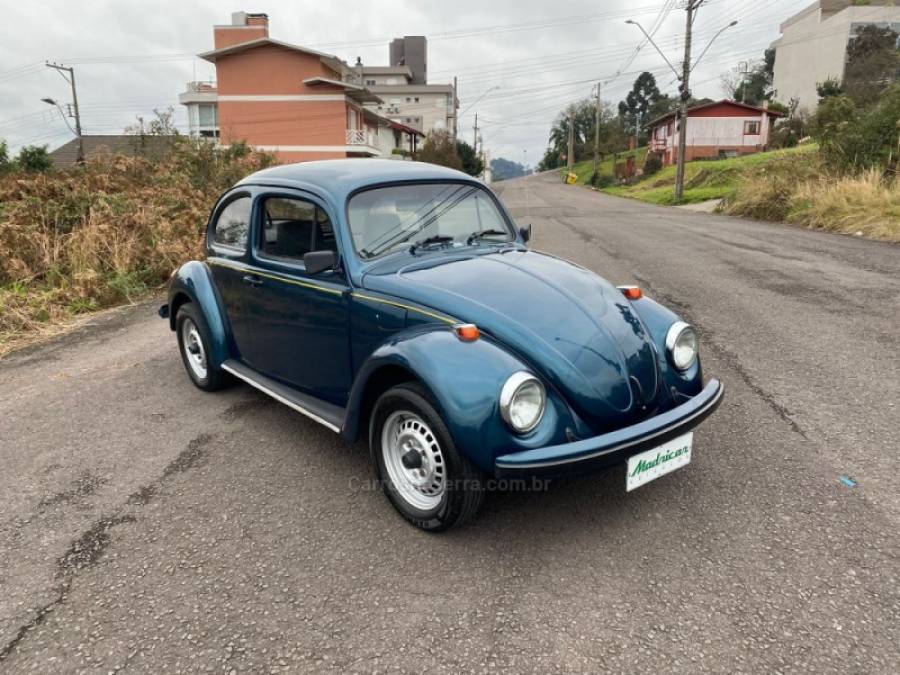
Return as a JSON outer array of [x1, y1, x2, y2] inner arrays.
[[181, 318, 208, 380], [381, 411, 446, 511]]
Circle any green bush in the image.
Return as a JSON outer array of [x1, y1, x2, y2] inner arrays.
[[642, 153, 663, 176], [815, 85, 900, 172], [16, 145, 52, 172]]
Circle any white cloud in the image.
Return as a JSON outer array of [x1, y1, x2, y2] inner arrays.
[[0, 0, 810, 165]]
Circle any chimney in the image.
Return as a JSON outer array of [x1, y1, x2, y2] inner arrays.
[[355, 57, 364, 85], [214, 11, 269, 49]]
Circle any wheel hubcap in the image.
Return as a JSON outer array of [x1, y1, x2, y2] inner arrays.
[[381, 411, 445, 511], [181, 319, 207, 380]]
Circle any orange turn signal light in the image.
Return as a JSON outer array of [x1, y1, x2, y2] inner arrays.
[[618, 286, 643, 300], [453, 323, 480, 342]]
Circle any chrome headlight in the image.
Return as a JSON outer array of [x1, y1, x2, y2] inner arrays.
[[666, 321, 699, 371], [500, 371, 546, 434]]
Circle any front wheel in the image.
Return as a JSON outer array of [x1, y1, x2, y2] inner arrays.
[[371, 383, 485, 531], [175, 303, 230, 391]]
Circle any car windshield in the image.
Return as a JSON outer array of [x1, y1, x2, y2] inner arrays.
[[349, 183, 515, 260]]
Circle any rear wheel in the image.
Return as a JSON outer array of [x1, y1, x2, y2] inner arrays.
[[175, 303, 230, 391], [371, 383, 485, 531]]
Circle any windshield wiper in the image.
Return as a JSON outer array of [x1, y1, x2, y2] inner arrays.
[[409, 235, 454, 255], [466, 229, 510, 245]]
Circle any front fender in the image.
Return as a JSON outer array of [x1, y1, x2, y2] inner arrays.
[[344, 327, 576, 473], [629, 296, 703, 400], [167, 261, 231, 369]]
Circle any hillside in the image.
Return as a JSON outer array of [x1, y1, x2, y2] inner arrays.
[[566, 144, 899, 241]]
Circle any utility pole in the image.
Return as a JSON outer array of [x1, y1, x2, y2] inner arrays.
[[452, 76, 458, 140], [567, 110, 575, 174], [473, 112, 479, 149], [675, 1, 702, 202], [593, 82, 601, 176], [46, 61, 84, 164]]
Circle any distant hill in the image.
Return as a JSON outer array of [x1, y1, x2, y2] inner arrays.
[[491, 157, 531, 181]]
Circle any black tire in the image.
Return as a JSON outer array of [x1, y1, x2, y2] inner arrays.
[[175, 303, 230, 391], [370, 382, 485, 531]]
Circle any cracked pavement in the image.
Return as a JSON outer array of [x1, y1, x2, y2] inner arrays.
[[1, 171, 899, 673]]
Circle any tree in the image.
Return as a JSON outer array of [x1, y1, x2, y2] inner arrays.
[[0, 139, 11, 174], [17, 145, 52, 172], [843, 24, 900, 106], [723, 49, 776, 105], [418, 130, 463, 171], [816, 78, 843, 104], [455, 140, 483, 176], [617, 72, 672, 143]]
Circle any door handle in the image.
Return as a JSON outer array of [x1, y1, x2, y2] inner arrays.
[[242, 274, 263, 287]]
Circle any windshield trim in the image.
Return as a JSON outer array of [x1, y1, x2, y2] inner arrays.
[[345, 179, 517, 263]]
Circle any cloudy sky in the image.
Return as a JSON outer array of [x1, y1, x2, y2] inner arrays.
[[0, 0, 812, 166]]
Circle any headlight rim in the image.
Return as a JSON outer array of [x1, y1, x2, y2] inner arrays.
[[665, 321, 699, 371], [499, 371, 546, 434]]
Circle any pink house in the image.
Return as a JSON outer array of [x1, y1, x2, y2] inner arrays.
[[647, 100, 784, 166]]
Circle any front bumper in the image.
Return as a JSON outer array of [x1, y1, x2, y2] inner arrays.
[[494, 378, 724, 479]]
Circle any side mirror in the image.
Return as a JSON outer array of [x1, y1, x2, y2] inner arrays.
[[519, 224, 532, 243], [303, 250, 337, 275]]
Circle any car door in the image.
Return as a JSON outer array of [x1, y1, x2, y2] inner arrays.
[[243, 190, 352, 406], [207, 191, 256, 361]]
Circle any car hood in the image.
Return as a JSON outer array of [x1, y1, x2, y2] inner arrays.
[[362, 249, 661, 429]]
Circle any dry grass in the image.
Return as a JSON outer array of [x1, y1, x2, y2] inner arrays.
[[722, 166, 900, 241], [0, 140, 275, 352], [788, 170, 900, 240]]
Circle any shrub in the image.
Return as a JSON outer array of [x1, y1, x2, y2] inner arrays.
[[642, 153, 663, 176], [815, 85, 900, 172], [417, 130, 463, 171], [16, 145, 52, 172], [589, 172, 614, 188], [0, 139, 275, 350]]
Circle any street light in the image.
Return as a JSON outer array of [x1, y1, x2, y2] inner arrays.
[[41, 96, 77, 135], [692, 20, 739, 72], [624, 20, 681, 81], [460, 85, 500, 117]]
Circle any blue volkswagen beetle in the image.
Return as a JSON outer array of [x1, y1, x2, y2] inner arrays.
[[161, 159, 723, 531]]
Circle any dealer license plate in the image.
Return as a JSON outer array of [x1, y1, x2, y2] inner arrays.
[[626, 432, 693, 492]]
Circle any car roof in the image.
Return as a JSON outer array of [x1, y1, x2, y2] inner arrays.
[[236, 158, 479, 201]]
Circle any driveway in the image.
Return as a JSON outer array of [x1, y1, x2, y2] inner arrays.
[[1, 171, 898, 673]]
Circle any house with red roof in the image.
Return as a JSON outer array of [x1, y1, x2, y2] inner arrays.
[[646, 100, 784, 167]]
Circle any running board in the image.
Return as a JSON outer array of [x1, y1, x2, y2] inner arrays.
[[221, 360, 345, 433]]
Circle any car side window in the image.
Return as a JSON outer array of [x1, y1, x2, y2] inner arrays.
[[260, 196, 337, 262], [212, 196, 252, 249]]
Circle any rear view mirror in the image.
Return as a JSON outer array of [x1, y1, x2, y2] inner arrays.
[[303, 250, 337, 275], [519, 224, 532, 243]]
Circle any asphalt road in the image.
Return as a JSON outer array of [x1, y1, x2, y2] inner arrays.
[[2, 171, 899, 673]]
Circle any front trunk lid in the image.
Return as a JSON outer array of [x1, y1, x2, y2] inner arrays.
[[363, 249, 660, 430]]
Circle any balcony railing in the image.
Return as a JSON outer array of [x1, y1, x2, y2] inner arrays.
[[346, 129, 376, 147], [185, 80, 217, 93]]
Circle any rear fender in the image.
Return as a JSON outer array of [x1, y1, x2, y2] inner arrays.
[[344, 327, 575, 472], [167, 261, 232, 369]]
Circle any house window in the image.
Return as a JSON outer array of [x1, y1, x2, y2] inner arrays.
[[414, 97, 419, 103], [405, 97, 412, 103], [198, 103, 218, 128], [744, 120, 760, 135], [365, 79, 376, 86]]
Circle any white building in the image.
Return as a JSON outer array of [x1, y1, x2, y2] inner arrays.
[[772, 0, 900, 112]]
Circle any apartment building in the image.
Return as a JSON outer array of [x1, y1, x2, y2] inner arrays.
[[772, 0, 900, 111], [358, 36, 457, 134], [179, 12, 428, 163]]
